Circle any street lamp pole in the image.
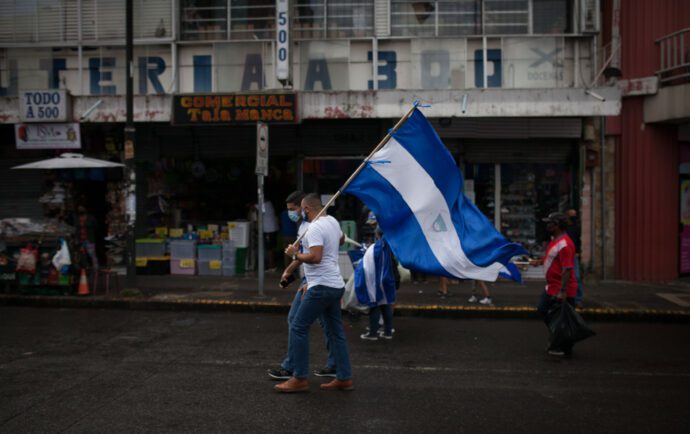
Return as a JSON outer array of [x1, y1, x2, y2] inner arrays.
[[124, 0, 137, 287]]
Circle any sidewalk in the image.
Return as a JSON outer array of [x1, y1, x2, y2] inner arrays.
[[2, 271, 690, 321]]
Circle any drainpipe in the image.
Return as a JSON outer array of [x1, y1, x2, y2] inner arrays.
[[611, 0, 621, 71], [600, 116, 606, 280]]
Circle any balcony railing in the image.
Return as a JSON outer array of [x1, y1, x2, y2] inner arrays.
[[656, 27, 690, 86]]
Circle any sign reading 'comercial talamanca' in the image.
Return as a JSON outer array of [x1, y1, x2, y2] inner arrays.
[[172, 93, 297, 124]]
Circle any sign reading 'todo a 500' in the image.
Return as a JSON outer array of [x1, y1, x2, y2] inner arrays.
[[172, 93, 297, 124]]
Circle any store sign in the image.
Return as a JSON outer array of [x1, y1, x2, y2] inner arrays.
[[618, 77, 658, 97], [172, 93, 297, 124], [276, 0, 290, 81], [15, 123, 81, 149], [19, 90, 71, 122], [503, 38, 565, 88]]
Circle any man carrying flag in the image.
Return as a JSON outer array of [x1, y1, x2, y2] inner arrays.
[[356, 225, 398, 341], [343, 107, 526, 282]]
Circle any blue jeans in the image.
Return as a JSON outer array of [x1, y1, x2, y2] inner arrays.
[[288, 285, 352, 380], [368, 304, 393, 336], [281, 290, 336, 372], [574, 257, 584, 304]]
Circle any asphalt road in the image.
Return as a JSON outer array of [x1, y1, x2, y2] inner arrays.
[[1, 307, 689, 433]]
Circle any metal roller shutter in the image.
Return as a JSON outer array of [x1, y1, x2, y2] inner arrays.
[[0, 159, 45, 219], [431, 117, 582, 139], [461, 140, 576, 164]]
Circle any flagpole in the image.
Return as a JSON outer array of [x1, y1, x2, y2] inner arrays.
[[290, 101, 420, 248]]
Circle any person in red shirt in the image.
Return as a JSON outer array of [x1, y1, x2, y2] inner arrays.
[[532, 212, 578, 356]]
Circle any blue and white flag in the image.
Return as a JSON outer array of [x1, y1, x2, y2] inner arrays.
[[344, 109, 526, 282], [354, 238, 397, 307]]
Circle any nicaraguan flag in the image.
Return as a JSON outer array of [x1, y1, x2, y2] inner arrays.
[[354, 238, 397, 306], [344, 108, 526, 282]]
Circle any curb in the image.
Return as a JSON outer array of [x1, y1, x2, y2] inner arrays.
[[1, 294, 689, 322]]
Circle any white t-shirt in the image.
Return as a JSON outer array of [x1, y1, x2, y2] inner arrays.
[[297, 221, 309, 279], [297, 221, 309, 246], [302, 215, 344, 290]]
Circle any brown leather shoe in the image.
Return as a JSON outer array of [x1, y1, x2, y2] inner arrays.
[[320, 379, 354, 391], [274, 377, 309, 393]]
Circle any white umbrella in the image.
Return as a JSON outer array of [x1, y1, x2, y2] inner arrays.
[[12, 153, 125, 170]]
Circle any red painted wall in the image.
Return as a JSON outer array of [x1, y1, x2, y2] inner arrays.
[[615, 99, 679, 281], [604, 0, 690, 80], [604, 0, 688, 281]]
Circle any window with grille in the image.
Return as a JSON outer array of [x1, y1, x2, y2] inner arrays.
[[181, 0, 226, 40], [293, 1, 373, 39], [229, 0, 275, 40], [532, 0, 572, 34], [0, 0, 172, 43], [293, 1, 325, 39], [0, 0, 69, 43], [483, 0, 528, 34], [391, 1, 481, 37], [135, 0, 172, 39]]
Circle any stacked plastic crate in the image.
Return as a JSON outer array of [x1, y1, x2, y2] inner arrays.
[[170, 240, 196, 275], [222, 241, 236, 276], [198, 245, 222, 276], [227, 221, 250, 274], [135, 239, 169, 275]]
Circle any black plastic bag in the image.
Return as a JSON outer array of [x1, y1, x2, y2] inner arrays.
[[547, 301, 596, 350]]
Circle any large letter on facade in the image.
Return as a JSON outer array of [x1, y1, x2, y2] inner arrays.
[[89, 57, 116, 95], [40, 58, 67, 89], [241, 54, 265, 91], [421, 50, 449, 89], [304, 58, 332, 91], [474, 49, 502, 88], [193, 55, 212, 92], [138, 56, 166, 94], [368, 51, 397, 90], [0, 58, 18, 96]]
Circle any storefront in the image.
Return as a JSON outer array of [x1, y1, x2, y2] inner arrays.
[[298, 117, 582, 259], [0, 119, 125, 293]]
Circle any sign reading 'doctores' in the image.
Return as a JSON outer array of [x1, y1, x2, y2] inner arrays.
[[172, 93, 297, 124]]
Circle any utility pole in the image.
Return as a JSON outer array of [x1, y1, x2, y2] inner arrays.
[[256, 122, 269, 297], [124, 0, 136, 287]]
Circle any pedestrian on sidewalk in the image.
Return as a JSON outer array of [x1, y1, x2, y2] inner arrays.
[[532, 212, 578, 357], [257, 199, 279, 271], [72, 204, 99, 270], [566, 209, 584, 306], [467, 280, 492, 305], [268, 191, 337, 381], [276, 194, 353, 393], [357, 225, 398, 341]]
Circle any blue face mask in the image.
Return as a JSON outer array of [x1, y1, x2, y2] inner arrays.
[[287, 210, 300, 222], [301, 209, 309, 222]]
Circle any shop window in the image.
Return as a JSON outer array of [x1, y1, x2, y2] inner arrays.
[[465, 162, 572, 257], [391, 1, 481, 37], [181, 0, 227, 41], [229, 0, 276, 40], [483, 0, 528, 35], [532, 0, 573, 34]]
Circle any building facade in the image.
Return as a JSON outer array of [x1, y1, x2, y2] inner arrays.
[[601, 0, 690, 282], [0, 1, 625, 276]]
